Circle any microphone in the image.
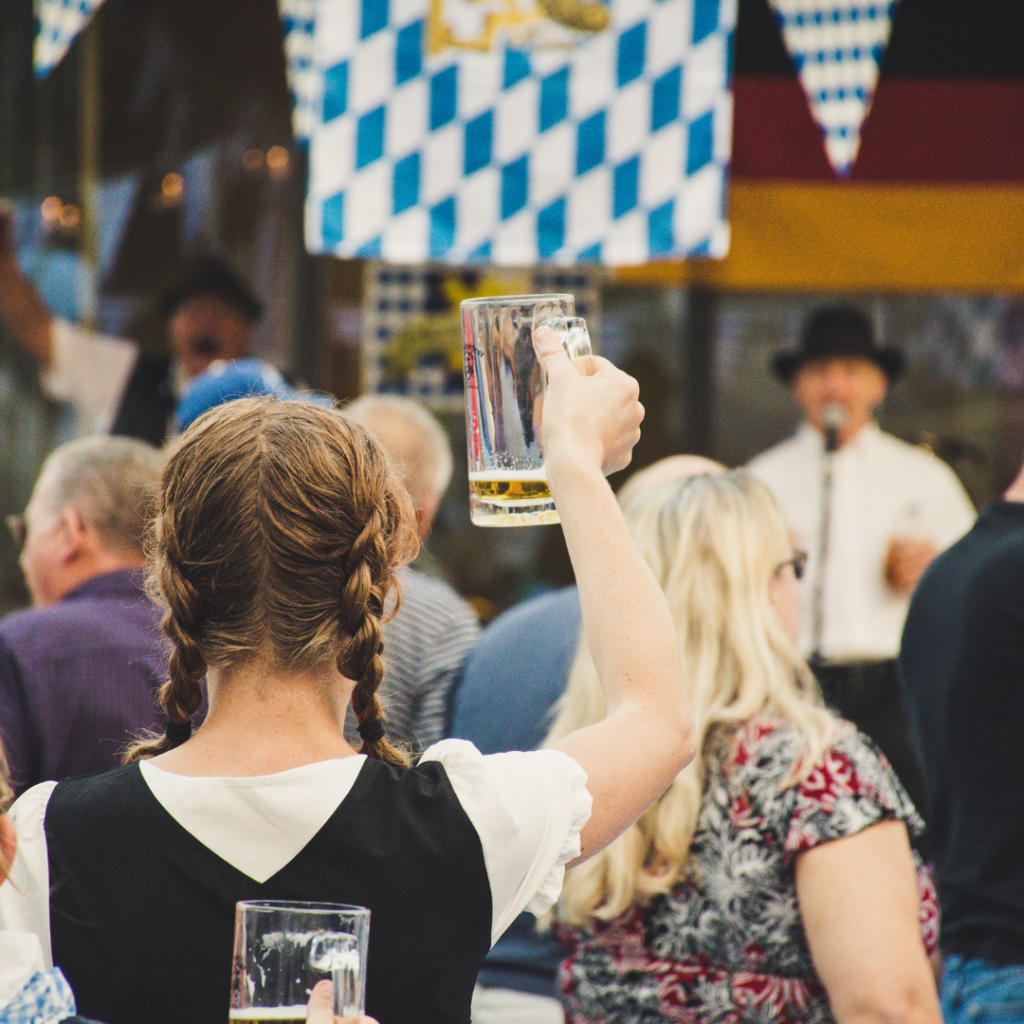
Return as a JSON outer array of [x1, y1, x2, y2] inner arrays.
[[811, 402, 845, 662], [822, 403, 845, 454]]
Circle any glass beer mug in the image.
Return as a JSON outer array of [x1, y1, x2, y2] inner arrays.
[[229, 901, 370, 1023], [461, 294, 593, 526]]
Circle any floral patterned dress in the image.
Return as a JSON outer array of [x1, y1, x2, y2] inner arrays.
[[558, 715, 938, 1024]]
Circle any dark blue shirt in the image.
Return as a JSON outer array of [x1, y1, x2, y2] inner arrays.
[[449, 586, 582, 997], [0, 568, 168, 794], [900, 500, 1024, 965]]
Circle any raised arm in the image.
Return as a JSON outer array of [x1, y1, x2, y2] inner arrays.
[[534, 326, 696, 862], [0, 207, 55, 368]]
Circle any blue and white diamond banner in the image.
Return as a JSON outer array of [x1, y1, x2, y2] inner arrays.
[[769, 0, 898, 175], [304, 0, 736, 266], [34, 0, 106, 77]]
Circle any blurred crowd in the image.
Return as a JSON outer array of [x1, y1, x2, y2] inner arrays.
[[0, 205, 1020, 1024]]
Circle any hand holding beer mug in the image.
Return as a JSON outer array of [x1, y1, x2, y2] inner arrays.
[[306, 981, 379, 1024], [532, 326, 642, 481], [462, 294, 594, 526], [230, 901, 370, 1023]]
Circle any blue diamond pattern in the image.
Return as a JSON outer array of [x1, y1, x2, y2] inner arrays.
[[322, 193, 345, 249], [501, 156, 529, 219], [465, 111, 493, 175], [395, 21, 422, 85], [356, 106, 386, 169], [613, 157, 639, 218], [305, 0, 734, 264], [322, 62, 348, 124], [538, 198, 566, 258], [540, 68, 569, 133], [686, 109, 713, 174], [393, 152, 420, 214], [361, 0, 388, 39], [771, 0, 896, 174], [693, 0, 720, 44], [576, 111, 605, 176], [430, 197, 456, 255], [35, 0, 105, 76], [649, 200, 674, 255], [430, 66, 458, 131], [651, 66, 681, 132], [617, 24, 646, 87], [503, 48, 531, 89]]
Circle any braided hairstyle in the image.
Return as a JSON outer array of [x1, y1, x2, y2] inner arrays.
[[124, 398, 419, 766]]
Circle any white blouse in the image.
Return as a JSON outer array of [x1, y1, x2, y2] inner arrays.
[[748, 421, 975, 661], [0, 740, 592, 966]]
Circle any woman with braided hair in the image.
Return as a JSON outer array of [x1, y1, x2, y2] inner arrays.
[[0, 328, 695, 1024]]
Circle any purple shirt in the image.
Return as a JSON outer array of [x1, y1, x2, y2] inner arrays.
[[0, 568, 169, 795]]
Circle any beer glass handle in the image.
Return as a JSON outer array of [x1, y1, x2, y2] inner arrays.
[[538, 316, 594, 377], [308, 932, 365, 1017]]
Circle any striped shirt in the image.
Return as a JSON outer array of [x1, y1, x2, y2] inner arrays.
[[345, 568, 479, 754]]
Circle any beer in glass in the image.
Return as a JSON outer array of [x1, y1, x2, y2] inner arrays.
[[462, 294, 592, 526]]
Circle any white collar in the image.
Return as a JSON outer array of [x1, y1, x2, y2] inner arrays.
[[796, 419, 880, 452]]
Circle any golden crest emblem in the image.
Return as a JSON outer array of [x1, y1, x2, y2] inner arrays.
[[427, 0, 611, 55]]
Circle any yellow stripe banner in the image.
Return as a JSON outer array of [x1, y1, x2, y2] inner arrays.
[[616, 181, 1024, 292]]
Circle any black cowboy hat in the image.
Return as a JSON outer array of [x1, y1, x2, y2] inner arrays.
[[772, 306, 904, 384], [159, 256, 263, 322]]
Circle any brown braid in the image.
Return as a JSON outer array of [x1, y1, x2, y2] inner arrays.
[[123, 398, 418, 765], [124, 514, 211, 760], [339, 505, 409, 766]]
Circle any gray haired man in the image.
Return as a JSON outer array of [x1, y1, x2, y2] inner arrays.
[[0, 436, 168, 793]]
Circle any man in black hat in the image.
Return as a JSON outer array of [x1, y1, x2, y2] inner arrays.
[[0, 207, 261, 445], [748, 305, 974, 813]]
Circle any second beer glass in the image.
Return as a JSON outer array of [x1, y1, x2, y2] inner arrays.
[[230, 901, 370, 1023]]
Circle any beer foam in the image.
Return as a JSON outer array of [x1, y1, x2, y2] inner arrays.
[[229, 1008, 308, 1021], [468, 468, 548, 481]]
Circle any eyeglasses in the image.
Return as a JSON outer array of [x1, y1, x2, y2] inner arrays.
[[776, 548, 808, 581], [5, 514, 25, 553]]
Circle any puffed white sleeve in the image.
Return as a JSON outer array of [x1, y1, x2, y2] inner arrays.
[[0, 782, 57, 966], [421, 739, 592, 946], [41, 319, 138, 435]]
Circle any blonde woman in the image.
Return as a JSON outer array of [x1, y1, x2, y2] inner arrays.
[[547, 470, 941, 1024]]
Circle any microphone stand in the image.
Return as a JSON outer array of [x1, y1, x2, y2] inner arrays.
[[809, 421, 840, 666]]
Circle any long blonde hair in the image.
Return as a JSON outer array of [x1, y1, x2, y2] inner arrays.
[[546, 470, 838, 926]]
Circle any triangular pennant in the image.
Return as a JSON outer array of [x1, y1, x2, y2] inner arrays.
[[769, 0, 898, 175], [34, 0, 106, 77], [277, 0, 320, 143]]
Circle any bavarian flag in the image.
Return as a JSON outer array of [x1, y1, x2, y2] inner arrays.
[[299, 0, 737, 266]]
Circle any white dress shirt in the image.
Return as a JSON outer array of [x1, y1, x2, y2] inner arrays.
[[748, 421, 975, 661]]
